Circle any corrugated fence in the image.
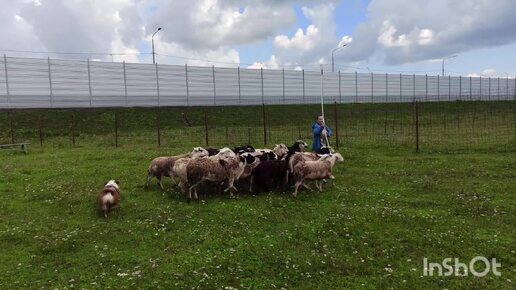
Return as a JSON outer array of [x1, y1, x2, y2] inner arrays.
[[0, 55, 515, 108]]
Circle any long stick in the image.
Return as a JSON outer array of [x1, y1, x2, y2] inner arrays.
[[320, 65, 330, 147]]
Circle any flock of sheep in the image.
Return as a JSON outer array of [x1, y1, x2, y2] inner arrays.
[[145, 140, 344, 201]]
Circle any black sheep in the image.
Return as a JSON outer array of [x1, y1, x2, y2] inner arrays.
[[250, 159, 289, 193], [233, 144, 255, 153]]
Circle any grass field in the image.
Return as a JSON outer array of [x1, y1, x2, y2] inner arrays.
[[0, 101, 515, 288]]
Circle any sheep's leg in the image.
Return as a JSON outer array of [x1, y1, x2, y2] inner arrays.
[[158, 174, 165, 191], [249, 175, 254, 193], [145, 172, 153, 189], [188, 182, 201, 203], [187, 185, 193, 203], [316, 180, 323, 192], [224, 179, 236, 198], [302, 182, 313, 191], [194, 188, 199, 202], [293, 180, 303, 197]]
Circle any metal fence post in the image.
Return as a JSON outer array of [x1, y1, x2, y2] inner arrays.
[[3, 55, 10, 107], [355, 71, 358, 103], [506, 76, 509, 99], [155, 63, 160, 107], [489, 77, 491, 101], [302, 69, 305, 103], [282, 68, 285, 104], [479, 76, 482, 100], [413, 73, 416, 101], [47, 57, 53, 108], [370, 72, 374, 103], [425, 74, 428, 102], [437, 75, 440, 101], [260, 67, 264, 104], [399, 73, 402, 102], [237, 66, 241, 105], [497, 77, 500, 100], [123, 61, 128, 106], [469, 76, 472, 100], [385, 73, 388, 102], [338, 70, 342, 103], [47, 57, 55, 108], [185, 64, 189, 106], [87, 58, 92, 107], [212, 65, 216, 105], [459, 76, 462, 100], [448, 75, 451, 101]]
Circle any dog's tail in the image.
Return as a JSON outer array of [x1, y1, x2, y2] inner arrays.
[[100, 193, 114, 217]]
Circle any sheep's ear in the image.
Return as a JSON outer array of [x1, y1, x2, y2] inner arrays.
[[239, 155, 246, 163]]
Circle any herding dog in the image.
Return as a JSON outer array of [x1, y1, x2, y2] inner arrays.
[[98, 180, 120, 218]]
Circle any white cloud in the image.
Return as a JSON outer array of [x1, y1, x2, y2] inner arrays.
[[147, 0, 298, 50], [247, 55, 279, 69], [270, 3, 339, 67], [341, 0, 516, 65]]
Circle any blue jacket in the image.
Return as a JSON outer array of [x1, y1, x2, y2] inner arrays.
[[312, 122, 333, 152]]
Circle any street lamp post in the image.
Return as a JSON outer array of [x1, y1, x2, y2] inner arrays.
[[332, 43, 348, 72], [152, 27, 162, 64], [442, 55, 457, 76]]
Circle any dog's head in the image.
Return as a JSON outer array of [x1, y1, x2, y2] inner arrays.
[[104, 180, 120, 189]]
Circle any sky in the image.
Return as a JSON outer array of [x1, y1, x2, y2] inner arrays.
[[1, 0, 516, 77]]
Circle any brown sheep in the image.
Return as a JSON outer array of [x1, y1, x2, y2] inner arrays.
[[145, 147, 208, 190], [186, 153, 256, 202], [292, 153, 344, 196]]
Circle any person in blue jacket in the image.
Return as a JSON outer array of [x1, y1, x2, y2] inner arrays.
[[312, 115, 333, 152]]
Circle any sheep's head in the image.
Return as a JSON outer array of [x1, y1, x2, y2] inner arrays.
[[239, 152, 257, 165], [216, 147, 236, 158], [333, 152, 344, 163], [273, 144, 288, 159], [191, 147, 209, 158], [296, 140, 308, 151], [318, 146, 334, 154]]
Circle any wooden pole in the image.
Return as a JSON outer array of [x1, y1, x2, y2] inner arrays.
[[204, 110, 209, 147], [156, 108, 161, 147], [334, 101, 340, 148], [38, 114, 43, 146], [9, 110, 14, 144], [114, 111, 118, 148], [415, 101, 420, 153], [71, 113, 76, 146], [262, 103, 267, 145]]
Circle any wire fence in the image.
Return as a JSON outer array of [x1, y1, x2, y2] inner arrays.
[[0, 56, 515, 153], [1, 99, 514, 153]]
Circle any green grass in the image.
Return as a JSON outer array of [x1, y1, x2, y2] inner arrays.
[[0, 101, 515, 288]]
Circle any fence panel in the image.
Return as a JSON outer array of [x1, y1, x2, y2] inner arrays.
[[0, 56, 515, 108]]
